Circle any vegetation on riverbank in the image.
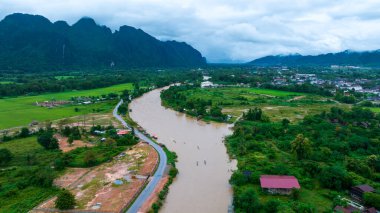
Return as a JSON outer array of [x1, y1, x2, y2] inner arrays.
[[227, 107, 380, 212]]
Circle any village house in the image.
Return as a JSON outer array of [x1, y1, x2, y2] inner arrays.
[[334, 205, 377, 213], [201, 81, 215, 88], [36, 100, 71, 108], [117, 129, 130, 136], [260, 175, 300, 195], [350, 184, 375, 202]]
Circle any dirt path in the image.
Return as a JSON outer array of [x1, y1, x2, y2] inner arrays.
[[288, 95, 305, 102]]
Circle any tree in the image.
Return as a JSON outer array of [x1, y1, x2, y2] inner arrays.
[[0, 148, 13, 166], [367, 155, 379, 172], [118, 104, 128, 115], [244, 107, 263, 121], [71, 127, 81, 140], [319, 165, 352, 190], [282, 118, 290, 127], [263, 199, 280, 213], [210, 106, 224, 118], [54, 158, 66, 171], [105, 138, 116, 147], [84, 151, 96, 166], [19, 127, 30, 138], [116, 135, 138, 146], [290, 188, 300, 200], [291, 134, 312, 160], [30, 167, 55, 187], [67, 135, 74, 146], [233, 187, 261, 212], [121, 90, 130, 101], [55, 190, 76, 210], [37, 131, 59, 150], [363, 192, 380, 209]]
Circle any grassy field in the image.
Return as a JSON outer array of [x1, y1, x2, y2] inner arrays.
[[177, 87, 350, 122], [54, 75, 75, 80], [0, 137, 61, 212], [247, 88, 305, 97], [0, 136, 60, 166], [0, 83, 133, 129], [368, 107, 380, 113], [0, 81, 15, 84]]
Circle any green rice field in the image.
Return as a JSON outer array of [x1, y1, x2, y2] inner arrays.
[[0, 83, 133, 129]]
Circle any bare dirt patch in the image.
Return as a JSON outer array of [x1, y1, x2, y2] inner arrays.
[[54, 168, 91, 188], [33, 142, 159, 213], [55, 134, 93, 152]]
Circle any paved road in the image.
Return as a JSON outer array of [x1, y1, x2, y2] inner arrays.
[[113, 100, 168, 213]]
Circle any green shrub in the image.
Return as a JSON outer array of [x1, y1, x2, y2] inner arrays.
[[37, 131, 58, 150], [364, 192, 380, 209], [0, 148, 13, 166], [233, 187, 261, 212], [55, 190, 76, 210]]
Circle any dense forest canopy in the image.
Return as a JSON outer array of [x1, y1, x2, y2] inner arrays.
[[0, 13, 206, 72], [0, 69, 203, 97]]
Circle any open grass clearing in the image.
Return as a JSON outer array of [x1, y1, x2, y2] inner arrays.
[[367, 107, 380, 113], [176, 87, 351, 122]]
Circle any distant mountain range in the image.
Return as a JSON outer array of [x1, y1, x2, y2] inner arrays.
[[0, 13, 206, 71], [249, 50, 380, 67]]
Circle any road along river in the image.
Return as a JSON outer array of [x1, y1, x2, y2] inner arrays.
[[129, 88, 237, 213]]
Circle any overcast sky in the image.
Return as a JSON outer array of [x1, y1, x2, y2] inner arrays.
[[1, 0, 380, 63]]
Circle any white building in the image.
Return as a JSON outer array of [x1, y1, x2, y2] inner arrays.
[[201, 81, 214, 88]]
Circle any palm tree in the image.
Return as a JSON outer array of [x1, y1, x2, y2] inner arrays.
[[291, 134, 312, 160]]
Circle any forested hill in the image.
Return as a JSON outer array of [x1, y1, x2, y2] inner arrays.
[[249, 50, 380, 67], [0, 13, 206, 71]]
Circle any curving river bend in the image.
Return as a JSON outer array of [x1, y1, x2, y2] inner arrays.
[[129, 88, 236, 213]]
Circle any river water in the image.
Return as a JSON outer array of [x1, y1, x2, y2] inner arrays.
[[129, 88, 236, 213]]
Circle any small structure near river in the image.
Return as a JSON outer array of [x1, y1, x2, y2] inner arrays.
[[260, 175, 300, 195]]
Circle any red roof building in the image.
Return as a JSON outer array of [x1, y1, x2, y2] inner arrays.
[[117, 130, 130, 135], [260, 175, 300, 195]]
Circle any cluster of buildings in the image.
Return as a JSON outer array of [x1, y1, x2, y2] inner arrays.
[[272, 73, 325, 86], [201, 75, 217, 88], [271, 72, 380, 100], [35, 95, 115, 109], [35, 100, 71, 108], [334, 184, 378, 213]]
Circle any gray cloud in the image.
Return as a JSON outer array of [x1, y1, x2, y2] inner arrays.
[[1, 0, 380, 62]]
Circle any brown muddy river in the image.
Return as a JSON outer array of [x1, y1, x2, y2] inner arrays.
[[129, 88, 236, 213]]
